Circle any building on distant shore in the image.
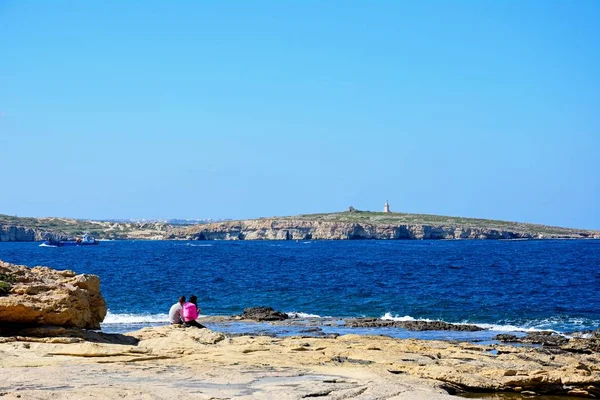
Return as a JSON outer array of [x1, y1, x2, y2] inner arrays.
[[383, 200, 391, 213]]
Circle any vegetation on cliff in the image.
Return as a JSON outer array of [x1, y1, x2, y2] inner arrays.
[[283, 210, 598, 238], [184, 210, 600, 240], [0, 214, 173, 241], [1, 211, 599, 241]]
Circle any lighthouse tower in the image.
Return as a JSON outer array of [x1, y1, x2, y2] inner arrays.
[[383, 200, 391, 213]]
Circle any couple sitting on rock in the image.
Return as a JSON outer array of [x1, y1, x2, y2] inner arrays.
[[169, 295, 205, 328]]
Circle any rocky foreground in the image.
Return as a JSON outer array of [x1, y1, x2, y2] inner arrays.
[[1, 325, 600, 399], [1, 260, 599, 399]]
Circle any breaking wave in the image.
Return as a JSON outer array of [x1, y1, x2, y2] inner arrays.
[[380, 313, 598, 333], [102, 311, 169, 324], [286, 311, 324, 318]]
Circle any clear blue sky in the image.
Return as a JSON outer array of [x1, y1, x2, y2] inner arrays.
[[1, 1, 599, 228]]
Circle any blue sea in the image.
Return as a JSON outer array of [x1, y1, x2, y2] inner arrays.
[[1, 240, 598, 339]]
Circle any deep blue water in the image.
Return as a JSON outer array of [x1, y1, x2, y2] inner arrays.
[[1, 240, 599, 334]]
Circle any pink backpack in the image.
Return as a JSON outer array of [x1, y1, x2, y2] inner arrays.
[[182, 302, 198, 321]]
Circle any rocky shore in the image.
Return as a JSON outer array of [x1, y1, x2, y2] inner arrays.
[[2, 323, 600, 398], [0, 260, 106, 329], [343, 318, 486, 332], [183, 216, 600, 241], [0, 225, 57, 242], [0, 214, 173, 242], [1, 260, 599, 398]]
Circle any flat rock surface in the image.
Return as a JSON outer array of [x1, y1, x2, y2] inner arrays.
[[1, 325, 599, 399]]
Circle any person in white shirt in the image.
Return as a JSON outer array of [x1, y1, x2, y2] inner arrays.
[[168, 296, 186, 324]]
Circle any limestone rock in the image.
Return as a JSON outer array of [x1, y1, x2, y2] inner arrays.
[[494, 334, 520, 342], [0, 260, 107, 329], [129, 325, 225, 354], [495, 331, 569, 347], [344, 318, 485, 331], [0, 225, 63, 242], [184, 219, 590, 241], [242, 307, 289, 321]]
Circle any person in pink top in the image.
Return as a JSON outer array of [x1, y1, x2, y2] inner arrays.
[[182, 295, 205, 328]]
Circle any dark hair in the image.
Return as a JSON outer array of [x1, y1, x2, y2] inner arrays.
[[179, 296, 186, 304], [189, 295, 197, 304]]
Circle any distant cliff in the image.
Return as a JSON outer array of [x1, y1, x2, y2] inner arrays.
[[0, 214, 174, 242], [183, 212, 600, 241], [2, 211, 599, 242], [0, 225, 56, 242]]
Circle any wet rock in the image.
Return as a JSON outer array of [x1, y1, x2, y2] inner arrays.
[[521, 332, 569, 346], [299, 327, 323, 333], [494, 334, 520, 342], [344, 318, 485, 331], [569, 329, 600, 339], [494, 331, 571, 347], [241, 307, 289, 321], [561, 338, 600, 354]]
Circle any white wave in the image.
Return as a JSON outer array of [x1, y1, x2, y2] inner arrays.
[[286, 311, 323, 319], [494, 317, 596, 333], [381, 313, 434, 322], [186, 243, 213, 247], [102, 311, 169, 324], [38, 243, 57, 248], [474, 323, 554, 333], [380, 313, 586, 333]]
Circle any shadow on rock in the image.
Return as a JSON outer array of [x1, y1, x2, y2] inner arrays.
[[0, 325, 139, 345]]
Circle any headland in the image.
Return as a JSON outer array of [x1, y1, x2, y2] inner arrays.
[[1, 210, 599, 241]]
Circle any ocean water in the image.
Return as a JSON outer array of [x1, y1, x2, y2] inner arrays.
[[1, 240, 598, 337]]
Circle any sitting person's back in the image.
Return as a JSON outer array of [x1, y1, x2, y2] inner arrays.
[[169, 296, 186, 324], [182, 295, 204, 328], [182, 301, 198, 321]]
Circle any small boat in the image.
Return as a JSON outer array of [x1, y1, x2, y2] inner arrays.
[[43, 234, 99, 247]]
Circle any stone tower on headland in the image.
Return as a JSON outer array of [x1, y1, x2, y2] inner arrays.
[[384, 200, 391, 213]]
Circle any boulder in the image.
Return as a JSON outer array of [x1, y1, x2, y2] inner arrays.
[[494, 334, 520, 342], [242, 307, 289, 321], [0, 260, 107, 330]]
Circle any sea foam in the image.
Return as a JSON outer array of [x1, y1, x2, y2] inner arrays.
[[379, 313, 564, 333], [381, 312, 434, 322], [286, 311, 323, 318], [103, 311, 169, 324]]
